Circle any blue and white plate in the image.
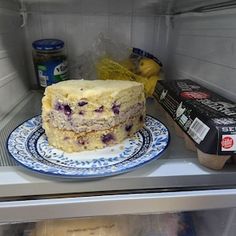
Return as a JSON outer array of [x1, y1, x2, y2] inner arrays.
[[7, 115, 169, 178]]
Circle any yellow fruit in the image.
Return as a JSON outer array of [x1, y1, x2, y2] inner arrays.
[[96, 57, 159, 97], [139, 58, 161, 77]]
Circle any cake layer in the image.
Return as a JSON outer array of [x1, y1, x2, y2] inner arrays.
[[42, 80, 145, 116], [45, 103, 145, 133], [42, 80, 145, 133], [43, 115, 144, 152], [43, 79, 144, 101]]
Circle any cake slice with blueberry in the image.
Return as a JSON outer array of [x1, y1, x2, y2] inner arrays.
[[42, 80, 145, 152]]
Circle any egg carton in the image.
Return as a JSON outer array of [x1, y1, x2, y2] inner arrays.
[[154, 79, 236, 170]]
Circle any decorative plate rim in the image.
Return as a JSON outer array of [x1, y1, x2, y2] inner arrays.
[[7, 115, 170, 179]]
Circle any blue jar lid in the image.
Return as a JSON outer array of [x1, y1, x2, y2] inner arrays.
[[32, 39, 64, 51]]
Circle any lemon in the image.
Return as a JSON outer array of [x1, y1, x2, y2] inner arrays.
[[139, 58, 161, 77]]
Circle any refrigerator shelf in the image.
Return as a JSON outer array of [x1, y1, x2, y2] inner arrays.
[[0, 90, 236, 200], [2, 188, 236, 223]]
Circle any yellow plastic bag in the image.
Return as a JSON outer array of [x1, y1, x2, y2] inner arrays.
[[96, 57, 160, 97]]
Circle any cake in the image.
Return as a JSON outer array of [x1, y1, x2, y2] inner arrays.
[[42, 80, 145, 152]]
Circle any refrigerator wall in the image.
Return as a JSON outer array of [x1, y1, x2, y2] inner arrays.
[[167, 10, 236, 101], [0, 0, 28, 121]]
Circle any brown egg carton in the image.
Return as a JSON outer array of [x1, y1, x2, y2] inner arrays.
[[160, 109, 232, 170], [154, 79, 236, 171], [197, 149, 231, 170]]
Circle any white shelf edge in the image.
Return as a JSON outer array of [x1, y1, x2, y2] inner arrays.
[[1, 189, 236, 223]]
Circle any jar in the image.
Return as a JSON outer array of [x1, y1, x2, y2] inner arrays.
[[32, 39, 69, 88]]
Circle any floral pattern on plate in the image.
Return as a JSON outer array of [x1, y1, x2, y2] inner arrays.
[[7, 115, 169, 178]]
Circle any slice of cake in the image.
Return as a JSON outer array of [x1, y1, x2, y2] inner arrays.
[[42, 80, 145, 152]]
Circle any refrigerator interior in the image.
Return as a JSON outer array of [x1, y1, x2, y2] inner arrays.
[[1, 0, 236, 231]]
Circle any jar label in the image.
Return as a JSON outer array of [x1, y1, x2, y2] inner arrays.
[[37, 59, 68, 87]]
